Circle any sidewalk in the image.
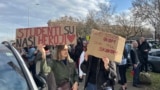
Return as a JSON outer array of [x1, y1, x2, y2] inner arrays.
[[114, 81, 148, 90], [79, 81, 148, 90]]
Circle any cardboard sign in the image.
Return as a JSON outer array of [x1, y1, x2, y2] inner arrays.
[[86, 29, 126, 63], [16, 25, 76, 47]]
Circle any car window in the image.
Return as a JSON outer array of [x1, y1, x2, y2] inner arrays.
[[0, 49, 29, 90], [155, 51, 160, 57], [149, 52, 156, 56]]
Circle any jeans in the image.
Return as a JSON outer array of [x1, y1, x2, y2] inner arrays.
[[118, 65, 127, 85], [141, 57, 148, 72], [86, 83, 112, 90], [133, 64, 141, 85], [86, 83, 96, 90]]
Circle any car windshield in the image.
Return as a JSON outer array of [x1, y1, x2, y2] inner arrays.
[[0, 48, 29, 90]]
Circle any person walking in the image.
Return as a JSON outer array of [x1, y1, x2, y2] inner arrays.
[[26, 45, 36, 77], [130, 41, 141, 87], [118, 47, 128, 90], [81, 54, 117, 90], [38, 44, 78, 90], [78, 45, 87, 82], [138, 37, 151, 72]]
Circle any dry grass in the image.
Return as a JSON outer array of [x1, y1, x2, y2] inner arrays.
[[126, 68, 160, 90], [147, 72, 160, 90]]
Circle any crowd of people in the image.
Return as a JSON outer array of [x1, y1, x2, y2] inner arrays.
[[13, 36, 151, 90]]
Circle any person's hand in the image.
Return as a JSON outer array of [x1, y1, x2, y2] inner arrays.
[[72, 82, 78, 90], [133, 64, 137, 68], [37, 44, 46, 60], [84, 53, 88, 61], [37, 44, 45, 52], [144, 49, 148, 52], [102, 57, 110, 70]]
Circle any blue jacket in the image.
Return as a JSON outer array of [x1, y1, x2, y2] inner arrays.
[[26, 47, 36, 62]]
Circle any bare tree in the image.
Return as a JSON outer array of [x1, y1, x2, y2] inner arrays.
[[114, 12, 144, 39], [85, 10, 99, 35], [78, 2, 116, 37], [96, 3, 116, 32], [76, 18, 87, 37], [83, 2, 116, 35], [96, 3, 115, 25], [132, 0, 160, 40]]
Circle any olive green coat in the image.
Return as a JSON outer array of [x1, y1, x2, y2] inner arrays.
[[40, 59, 78, 86]]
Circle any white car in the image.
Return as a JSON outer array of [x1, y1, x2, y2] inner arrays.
[[0, 41, 38, 90]]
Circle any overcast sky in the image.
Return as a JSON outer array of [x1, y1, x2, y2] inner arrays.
[[0, 0, 132, 42]]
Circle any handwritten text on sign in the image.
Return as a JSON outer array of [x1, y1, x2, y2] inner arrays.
[[16, 26, 76, 47], [86, 29, 126, 63]]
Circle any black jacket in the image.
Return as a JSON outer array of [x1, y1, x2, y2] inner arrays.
[[81, 56, 117, 90], [130, 48, 144, 64], [138, 41, 151, 58]]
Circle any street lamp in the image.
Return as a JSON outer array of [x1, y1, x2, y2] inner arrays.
[[28, 3, 39, 27]]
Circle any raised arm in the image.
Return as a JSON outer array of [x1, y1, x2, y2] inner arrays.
[[37, 44, 51, 74]]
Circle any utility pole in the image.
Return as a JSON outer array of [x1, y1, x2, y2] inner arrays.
[[28, 3, 39, 27]]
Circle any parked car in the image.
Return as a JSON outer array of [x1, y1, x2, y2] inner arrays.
[[0, 41, 38, 90], [148, 49, 160, 72]]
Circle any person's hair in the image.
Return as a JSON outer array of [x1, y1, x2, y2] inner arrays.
[[44, 45, 50, 51], [56, 45, 71, 60], [132, 40, 138, 48]]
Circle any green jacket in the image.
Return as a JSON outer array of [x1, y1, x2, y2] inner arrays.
[[40, 59, 78, 86]]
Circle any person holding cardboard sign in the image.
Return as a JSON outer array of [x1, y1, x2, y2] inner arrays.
[[81, 54, 117, 90], [38, 44, 78, 90]]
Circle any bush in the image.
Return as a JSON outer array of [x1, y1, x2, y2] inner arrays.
[[139, 72, 151, 85]]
